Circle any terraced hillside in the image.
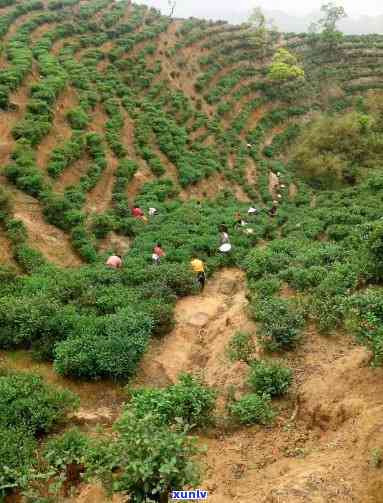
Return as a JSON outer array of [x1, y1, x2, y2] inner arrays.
[[0, 1, 382, 268], [2, 1, 383, 502]]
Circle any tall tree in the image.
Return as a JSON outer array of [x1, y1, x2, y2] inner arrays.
[[249, 6, 274, 61], [310, 2, 347, 51]]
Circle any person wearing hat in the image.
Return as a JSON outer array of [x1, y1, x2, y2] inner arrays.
[[190, 258, 206, 291]]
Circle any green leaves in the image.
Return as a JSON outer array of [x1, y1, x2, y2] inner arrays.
[[107, 412, 201, 502], [0, 427, 37, 498], [53, 308, 153, 380], [127, 373, 217, 429], [268, 48, 305, 82], [0, 372, 79, 434], [251, 297, 304, 351], [248, 360, 293, 397], [229, 393, 275, 425]]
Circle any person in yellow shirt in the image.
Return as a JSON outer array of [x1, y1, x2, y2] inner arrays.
[[190, 258, 206, 291]]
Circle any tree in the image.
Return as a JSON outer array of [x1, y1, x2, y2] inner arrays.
[[319, 2, 347, 32], [248, 6, 271, 61], [268, 48, 305, 82], [310, 2, 347, 51]]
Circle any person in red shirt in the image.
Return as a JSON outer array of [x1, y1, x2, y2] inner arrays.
[[152, 243, 165, 265], [132, 206, 144, 219], [106, 255, 122, 269]]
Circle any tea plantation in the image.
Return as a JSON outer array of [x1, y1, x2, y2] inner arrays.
[[1, 0, 383, 500]]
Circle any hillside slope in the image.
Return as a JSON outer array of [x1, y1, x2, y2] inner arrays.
[[1, 1, 383, 502], [1, 0, 383, 267]]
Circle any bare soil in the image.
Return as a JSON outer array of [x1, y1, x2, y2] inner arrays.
[[37, 88, 78, 170], [12, 189, 82, 267], [135, 269, 383, 503], [85, 152, 117, 214], [53, 157, 90, 193], [0, 228, 15, 267]]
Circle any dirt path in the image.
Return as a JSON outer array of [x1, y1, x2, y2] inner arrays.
[[135, 268, 383, 503], [269, 170, 280, 200], [246, 157, 257, 187], [136, 268, 256, 390], [85, 151, 117, 214]]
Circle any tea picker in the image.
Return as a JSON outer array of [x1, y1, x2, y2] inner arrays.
[[152, 243, 165, 265], [191, 258, 206, 291], [106, 254, 122, 269]]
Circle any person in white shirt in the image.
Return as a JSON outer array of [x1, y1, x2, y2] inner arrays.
[[148, 207, 157, 217]]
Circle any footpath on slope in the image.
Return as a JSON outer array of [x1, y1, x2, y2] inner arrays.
[[135, 268, 257, 393]]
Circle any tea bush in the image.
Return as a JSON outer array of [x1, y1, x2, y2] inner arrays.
[[90, 412, 201, 503], [226, 331, 256, 363], [251, 297, 304, 351], [127, 373, 217, 428], [54, 309, 153, 379], [367, 223, 383, 281], [42, 428, 90, 484], [248, 360, 293, 397], [345, 289, 383, 365], [229, 393, 275, 425], [0, 372, 79, 435], [0, 295, 76, 350], [0, 427, 37, 499]]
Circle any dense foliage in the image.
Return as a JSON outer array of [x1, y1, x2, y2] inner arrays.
[[2, 0, 383, 499], [127, 373, 217, 428]]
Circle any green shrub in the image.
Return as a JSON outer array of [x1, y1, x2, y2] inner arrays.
[[0, 372, 79, 435], [91, 212, 117, 239], [345, 289, 383, 366], [248, 360, 293, 397], [251, 276, 282, 298], [0, 186, 12, 221], [47, 134, 86, 178], [244, 247, 292, 280], [54, 309, 153, 379], [0, 427, 37, 499], [143, 298, 175, 336], [229, 393, 275, 425], [127, 373, 217, 428], [251, 297, 304, 351], [226, 331, 256, 363], [43, 428, 90, 488], [66, 107, 90, 130], [283, 265, 326, 291], [368, 223, 383, 281], [93, 412, 201, 503], [0, 295, 74, 350], [14, 244, 47, 273], [5, 218, 28, 245]]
